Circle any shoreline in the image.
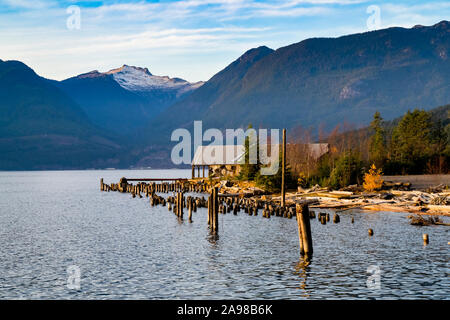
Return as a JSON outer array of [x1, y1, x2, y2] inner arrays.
[[100, 175, 450, 219], [200, 179, 450, 217]]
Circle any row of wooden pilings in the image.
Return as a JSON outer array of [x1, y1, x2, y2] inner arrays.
[[100, 178, 208, 194], [100, 178, 317, 257], [165, 192, 204, 223]]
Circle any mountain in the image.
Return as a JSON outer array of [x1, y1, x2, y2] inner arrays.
[[56, 65, 203, 134], [143, 46, 274, 137], [2, 21, 450, 170], [0, 60, 91, 138], [143, 21, 450, 148], [0, 60, 123, 170], [106, 65, 203, 94]]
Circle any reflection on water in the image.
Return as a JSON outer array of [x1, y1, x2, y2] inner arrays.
[[0, 170, 448, 299], [207, 232, 220, 246], [294, 256, 311, 298]]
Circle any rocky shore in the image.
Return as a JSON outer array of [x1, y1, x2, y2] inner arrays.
[[205, 179, 450, 217]]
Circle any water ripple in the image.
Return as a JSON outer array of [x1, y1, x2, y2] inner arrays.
[[0, 170, 449, 299]]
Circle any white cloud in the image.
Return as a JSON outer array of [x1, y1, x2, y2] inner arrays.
[[1, 0, 56, 9], [1, 0, 448, 81], [380, 2, 450, 28], [84, 0, 359, 22]]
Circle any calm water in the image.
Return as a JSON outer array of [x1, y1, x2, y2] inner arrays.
[[0, 170, 448, 299]]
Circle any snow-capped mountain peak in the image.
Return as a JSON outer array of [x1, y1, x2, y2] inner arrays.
[[103, 64, 203, 93], [106, 64, 152, 77]]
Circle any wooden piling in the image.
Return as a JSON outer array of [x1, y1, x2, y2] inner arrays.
[[178, 193, 181, 215], [119, 177, 127, 193], [333, 213, 340, 223], [212, 187, 219, 232], [207, 196, 211, 225], [423, 233, 429, 244], [178, 192, 184, 219], [296, 203, 313, 257], [210, 187, 219, 232], [188, 197, 193, 222]]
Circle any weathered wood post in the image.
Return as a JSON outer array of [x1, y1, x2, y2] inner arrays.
[[296, 203, 313, 257], [173, 196, 177, 214], [212, 187, 219, 232], [178, 192, 184, 219], [178, 192, 181, 216], [207, 196, 211, 226], [176, 192, 180, 216], [423, 233, 429, 244], [333, 213, 340, 223], [119, 177, 127, 193], [100, 178, 103, 191], [188, 197, 193, 222], [281, 128, 286, 208]]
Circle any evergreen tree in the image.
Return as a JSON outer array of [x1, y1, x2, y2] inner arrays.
[[390, 109, 432, 173], [238, 124, 259, 180], [328, 151, 363, 189], [430, 118, 447, 173], [369, 111, 386, 168]]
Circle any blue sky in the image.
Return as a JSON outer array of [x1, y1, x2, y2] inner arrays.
[[0, 0, 449, 82]]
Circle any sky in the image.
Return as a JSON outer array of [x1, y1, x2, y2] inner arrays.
[[0, 0, 449, 82]]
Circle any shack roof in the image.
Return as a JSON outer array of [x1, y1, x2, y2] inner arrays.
[[307, 143, 329, 159], [192, 145, 245, 165]]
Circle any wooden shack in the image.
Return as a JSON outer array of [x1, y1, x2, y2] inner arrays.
[[191, 145, 245, 179]]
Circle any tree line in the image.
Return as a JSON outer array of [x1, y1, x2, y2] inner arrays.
[[238, 105, 449, 191]]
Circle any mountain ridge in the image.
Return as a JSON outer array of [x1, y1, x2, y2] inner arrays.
[[141, 20, 450, 147], [0, 59, 124, 170], [56, 64, 204, 134], [1, 21, 450, 169]]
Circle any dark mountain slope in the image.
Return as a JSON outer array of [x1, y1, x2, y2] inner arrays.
[[56, 66, 203, 134], [143, 46, 275, 138], [143, 21, 450, 148], [55, 71, 151, 135], [0, 60, 93, 137], [0, 60, 123, 170]]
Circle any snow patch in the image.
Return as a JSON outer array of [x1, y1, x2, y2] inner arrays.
[[105, 65, 203, 93]]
